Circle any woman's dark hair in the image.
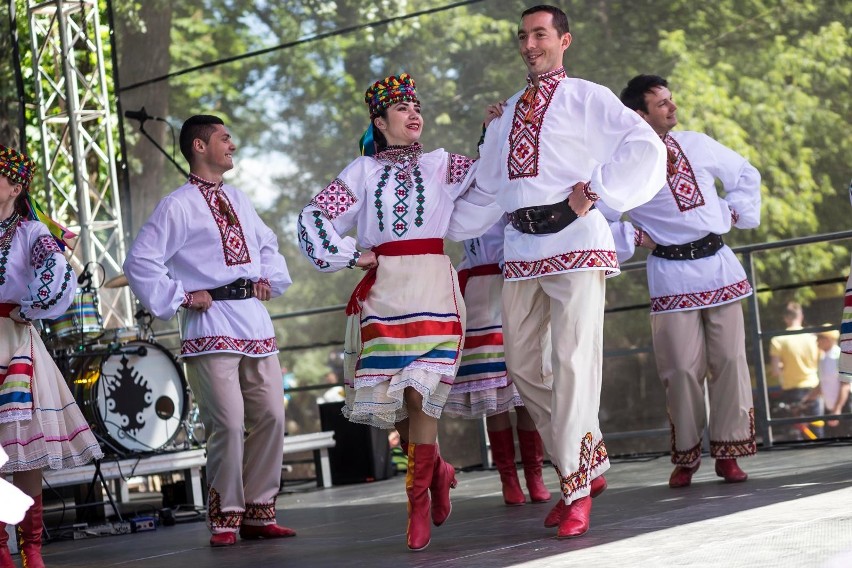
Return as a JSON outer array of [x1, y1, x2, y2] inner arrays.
[[371, 109, 389, 154], [13, 191, 28, 217], [620, 75, 668, 113]]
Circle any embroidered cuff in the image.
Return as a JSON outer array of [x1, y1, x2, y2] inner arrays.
[[348, 251, 361, 269], [634, 228, 644, 248], [257, 277, 271, 287], [730, 208, 740, 226], [182, 291, 194, 308], [477, 123, 487, 148], [582, 181, 600, 202]]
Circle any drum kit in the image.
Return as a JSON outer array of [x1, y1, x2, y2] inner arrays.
[[43, 266, 204, 457]]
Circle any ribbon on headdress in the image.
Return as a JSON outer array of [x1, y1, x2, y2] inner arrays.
[[359, 125, 376, 157], [24, 193, 76, 251]]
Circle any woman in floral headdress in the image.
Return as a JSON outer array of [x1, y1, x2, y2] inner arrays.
[[297, 73, 502, 551], [0, 144, 103, 568]]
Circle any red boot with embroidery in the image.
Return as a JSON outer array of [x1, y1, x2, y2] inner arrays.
[[406, 443, 435, 551], [488, 429, 526, 505], [430, 446, 457, 526], [18, 494, 45, 568], [517, 428, 551, 503]]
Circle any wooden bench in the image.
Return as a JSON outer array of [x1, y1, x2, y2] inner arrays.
[[282, 431, 336, 488]]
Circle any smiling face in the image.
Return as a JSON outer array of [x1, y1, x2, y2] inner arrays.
[[194, 124, 236, 176], [374, 101, 423, 146], [517, 11, 572, 78], [0, 175, 22, 220], [639, 86, 678, 136]]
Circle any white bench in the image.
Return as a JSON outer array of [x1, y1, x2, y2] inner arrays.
[[282, 431, 336, 488]]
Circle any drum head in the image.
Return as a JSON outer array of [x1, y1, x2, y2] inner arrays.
[[84, 341, 188, 453]]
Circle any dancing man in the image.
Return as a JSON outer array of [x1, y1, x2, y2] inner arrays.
[[476, 5, 666, 538], [600, 74, 761, 487], [124, 115, 294, 547]]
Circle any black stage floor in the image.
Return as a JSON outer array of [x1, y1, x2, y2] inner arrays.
[[24, 442, 852, 568]]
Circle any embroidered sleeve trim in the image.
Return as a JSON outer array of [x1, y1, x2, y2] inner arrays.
[[730, 207, 740, 226], [182, 291, 194, 308], [650, 278, 752, 313], [297, 214, 331, 270], [311, 178, 357, 221], [348, 251, 361, 269], [31, 235, 62, 270], [445, 153, 475, 185], [181, 335, 278, 356], [503, 249, 619, 280], [31, 261, 73, 310]]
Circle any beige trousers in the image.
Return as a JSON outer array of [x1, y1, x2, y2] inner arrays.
[[502, 270, 610, 504], [651, 301, 757, 466], [185, 353, 286, 533]]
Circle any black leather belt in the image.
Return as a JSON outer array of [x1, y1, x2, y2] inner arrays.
[[508, 201, 593, 235], [652, 233, 724, 261], [208, 278, 254, 300]]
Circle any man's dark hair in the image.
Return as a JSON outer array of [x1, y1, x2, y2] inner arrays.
[[620, 75, 669, 113], [179, 115, 225, 164], [521, 5, 570, 36]]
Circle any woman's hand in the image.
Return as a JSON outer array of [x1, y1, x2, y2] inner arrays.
[[356, 251, 378, 270], [9, 306, 28, 324]]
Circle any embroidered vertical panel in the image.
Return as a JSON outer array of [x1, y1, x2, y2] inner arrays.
[[507, 68, 565, 180], [664, 135, 705, 212], [194, 178, 251, 266]]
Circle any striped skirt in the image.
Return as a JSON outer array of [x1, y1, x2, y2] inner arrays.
[[841, 262, 852, 377], [343, 253, 465, 429], [0, 316, 103, 473], [444, 273, 523, 419]]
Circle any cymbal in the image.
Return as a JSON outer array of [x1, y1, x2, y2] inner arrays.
[[103, 273, 129, 288]]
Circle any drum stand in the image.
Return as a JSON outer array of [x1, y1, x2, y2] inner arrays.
[[81, 456, 125, 523]]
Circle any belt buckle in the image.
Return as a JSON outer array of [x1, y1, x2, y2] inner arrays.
[[689, 241, 698, 260]]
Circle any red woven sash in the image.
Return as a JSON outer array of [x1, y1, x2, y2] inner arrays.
[[0, 303, 18, 318], [458, 263, 502, 296], [346, 239, 444, 315]]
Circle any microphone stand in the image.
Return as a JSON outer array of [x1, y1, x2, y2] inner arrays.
[[129, 116, 189, 178]]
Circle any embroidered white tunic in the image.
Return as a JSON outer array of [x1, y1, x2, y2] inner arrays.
[[297, 146, 503, 268], [0, 217, 76, 319], [598, 130, 761, 313], [476, 68, 667, 280], [124, 176, 292, 357]]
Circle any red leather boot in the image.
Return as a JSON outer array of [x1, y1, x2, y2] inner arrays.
[[487, 429, 526, 505], [715, 459, 748, 483], [18, 494, 45, 568], [516, 428, 552, 503], [556, 496, 592, 539], [544, 475, 607, 528], [406, 443, 435, 551], [430, 446, 457, 526], [0, 522, 15, 568], [669, 462, 700, 488]]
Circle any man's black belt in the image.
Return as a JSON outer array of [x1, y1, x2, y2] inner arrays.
[[208, 278, 253, 300], [652, 233, 724, 261], [508, 200, 593, 235]]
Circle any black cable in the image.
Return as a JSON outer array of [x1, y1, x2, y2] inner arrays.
[[119, 0, 488, 93]]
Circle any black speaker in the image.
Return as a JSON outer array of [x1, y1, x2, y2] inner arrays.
[[318, 401, 392, 485]]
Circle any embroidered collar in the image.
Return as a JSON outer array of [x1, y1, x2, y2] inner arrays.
[[188, 173, 220, 190], [0, 212, 21, 233], [374, 143, 423, 165], [527, 67, 567, 87]]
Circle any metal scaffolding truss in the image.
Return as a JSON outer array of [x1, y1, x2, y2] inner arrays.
[[28, 0, 131, 328]]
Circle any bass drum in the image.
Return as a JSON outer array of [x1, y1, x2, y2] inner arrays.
[[72, 341, 188, 454]]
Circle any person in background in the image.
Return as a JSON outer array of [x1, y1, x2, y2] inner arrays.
[[802, 330, 848, 436], [770, 302, 821, 439], [297, 72, 502, 551], [124, 115, 295, 547], [0, 144, 103, 568]]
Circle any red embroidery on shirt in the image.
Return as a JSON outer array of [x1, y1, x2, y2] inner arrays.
[[664, 135, 705, 212], [507, 68, 566, 180]]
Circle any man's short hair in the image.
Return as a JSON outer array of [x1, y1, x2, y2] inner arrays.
[[521, 5, 570, 36], [784, 301, 804, 321], [179, 115, 225, 163], [620, 75, 669, 113]]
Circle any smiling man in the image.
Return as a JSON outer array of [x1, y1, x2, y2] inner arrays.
[[124, 115, 295, 547], [476, 5, 666, 539], [599, 74, 762, 489]]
